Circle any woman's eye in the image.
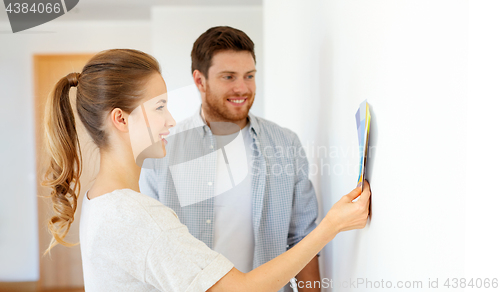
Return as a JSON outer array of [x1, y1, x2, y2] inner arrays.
[[156, 105, 165, 111]]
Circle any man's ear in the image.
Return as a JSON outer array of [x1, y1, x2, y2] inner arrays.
[[193, 70, 207, 93], [110, 108, 128, 133]]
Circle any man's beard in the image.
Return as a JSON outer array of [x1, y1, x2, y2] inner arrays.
[[203, 83, 254, 122]]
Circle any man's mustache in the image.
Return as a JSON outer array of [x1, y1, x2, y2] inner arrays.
[[223, 93, 254, 100]]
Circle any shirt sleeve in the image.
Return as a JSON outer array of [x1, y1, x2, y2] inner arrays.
[[287, 133, 319, 251], [144, 223, 234, 292]]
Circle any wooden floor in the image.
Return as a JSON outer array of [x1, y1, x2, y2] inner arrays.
[[0, 282, 84, 292], [43, 289, 84, 292]]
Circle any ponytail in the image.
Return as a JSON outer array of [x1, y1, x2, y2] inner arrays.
[[42, 72, 82, 253]]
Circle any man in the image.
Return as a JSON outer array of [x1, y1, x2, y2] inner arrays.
[[140, 26, 320, 292]]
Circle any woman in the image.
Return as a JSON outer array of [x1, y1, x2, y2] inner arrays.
[[43, 49, 371, 292]]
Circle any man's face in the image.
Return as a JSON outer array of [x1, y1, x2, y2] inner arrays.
[[202, 50, 256, 122]]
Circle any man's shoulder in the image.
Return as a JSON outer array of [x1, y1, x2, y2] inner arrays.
[[251, 114, 299, 144]]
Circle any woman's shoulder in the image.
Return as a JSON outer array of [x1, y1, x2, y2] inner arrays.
[[106, 189, 182, 231]]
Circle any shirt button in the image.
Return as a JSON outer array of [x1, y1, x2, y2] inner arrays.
[[206, 219, 211, 224], [207, 182, 213, 186], [210, 145, 214, 149]]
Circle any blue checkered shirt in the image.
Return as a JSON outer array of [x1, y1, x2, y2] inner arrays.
[[139, 109, 318, 291]]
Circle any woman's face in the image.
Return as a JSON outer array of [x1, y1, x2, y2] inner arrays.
[[128, 73, 176, 166]]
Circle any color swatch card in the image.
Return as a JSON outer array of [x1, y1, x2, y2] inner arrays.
[[356, 100, 371, 190]]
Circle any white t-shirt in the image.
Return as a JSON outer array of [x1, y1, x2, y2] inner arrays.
[[79, 189, 233, 292], [213, 124, 255, 273]]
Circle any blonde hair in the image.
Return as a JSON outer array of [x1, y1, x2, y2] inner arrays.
[[42, 49, 160, 253]]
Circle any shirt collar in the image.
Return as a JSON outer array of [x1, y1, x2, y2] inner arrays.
[[247, 111, 261, 136], [192, 107, 208, 137], [192, 106, 261, 137]]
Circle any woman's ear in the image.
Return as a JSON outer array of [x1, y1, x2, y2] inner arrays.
[[110, 108, 129, 133]]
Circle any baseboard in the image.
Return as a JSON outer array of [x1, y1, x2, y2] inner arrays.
[[0, 281, 36, 292], [0, 282, 84, 292]]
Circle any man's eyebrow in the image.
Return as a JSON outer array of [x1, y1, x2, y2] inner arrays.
[[218, 69, 257, 74], [156, 99, 167, 104]]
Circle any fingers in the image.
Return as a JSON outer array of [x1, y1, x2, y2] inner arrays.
[[358, 180, 371, 212], [363, 180, 370, 191], [344, 185, 362, 202]]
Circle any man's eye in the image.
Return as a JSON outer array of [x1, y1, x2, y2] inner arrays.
[[223, 76, 233, 80], [246, 75, 254, 79]]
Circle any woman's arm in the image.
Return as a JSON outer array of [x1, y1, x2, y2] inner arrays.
[[208, 181, 371, 292]]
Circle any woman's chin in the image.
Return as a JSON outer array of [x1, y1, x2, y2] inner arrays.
[[135, 141, 167, 167], [148, 141, 167, 159]]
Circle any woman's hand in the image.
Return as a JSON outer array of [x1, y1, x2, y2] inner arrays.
[[323, 180, 371, 235], [208, 180, 372, 292]]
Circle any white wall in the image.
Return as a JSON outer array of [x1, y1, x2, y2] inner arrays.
[[0, 20, 152, 281], [465, 0, 500, 283], [264, 1, 474, 291], [151, 6, 264, 122]]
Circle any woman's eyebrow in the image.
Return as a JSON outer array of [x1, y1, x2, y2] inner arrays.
[[156, 99, 167, 104]]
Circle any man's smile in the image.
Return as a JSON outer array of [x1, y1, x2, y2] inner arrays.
[[227, 98, 247, 105]]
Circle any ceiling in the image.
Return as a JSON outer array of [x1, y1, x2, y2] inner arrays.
[[0, 0, 262, 22]]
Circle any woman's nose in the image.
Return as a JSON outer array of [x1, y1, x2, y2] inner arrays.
[[165, 110, 176, 127]]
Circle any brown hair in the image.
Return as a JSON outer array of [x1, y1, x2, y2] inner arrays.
[[42, 49, 160, 252], [191, 26, 256, 78]]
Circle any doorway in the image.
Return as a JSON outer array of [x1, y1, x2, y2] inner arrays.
[[33, 54, 97, 291]]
